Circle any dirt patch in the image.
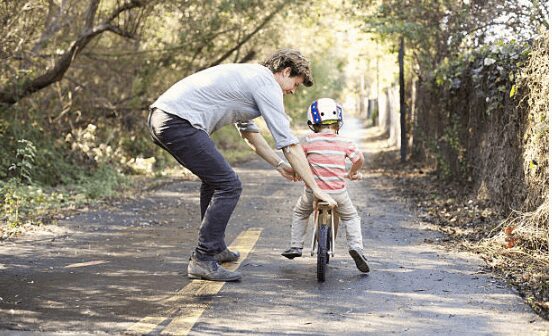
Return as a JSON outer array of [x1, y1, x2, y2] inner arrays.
[[366, 148, 549, 319]]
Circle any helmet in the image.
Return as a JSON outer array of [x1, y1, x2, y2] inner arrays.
[[307, 98, 344, 131]]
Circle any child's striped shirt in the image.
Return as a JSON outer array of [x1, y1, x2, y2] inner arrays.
[[301, 132, 364, 193]]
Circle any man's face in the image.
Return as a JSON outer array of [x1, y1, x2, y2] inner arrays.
[[275, 67, 304, 95]]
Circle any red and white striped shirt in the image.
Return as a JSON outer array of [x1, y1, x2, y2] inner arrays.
[[302, 132, 364, 193]]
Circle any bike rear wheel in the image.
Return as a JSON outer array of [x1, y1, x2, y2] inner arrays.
[[317, 224, 330, 282]]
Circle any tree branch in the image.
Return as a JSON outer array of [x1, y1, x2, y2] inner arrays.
[[202, 1, 289, 69], [84, 0, 100, 30], [0, 0, 147, 107], [106, 0, 144, 23], [238, 50, 256, 64], [31, 0, 65, 53]]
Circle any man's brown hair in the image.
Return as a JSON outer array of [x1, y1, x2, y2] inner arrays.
[[261, 49, 313, 87]]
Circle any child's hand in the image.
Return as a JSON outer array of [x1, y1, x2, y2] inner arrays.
[[347, 171, 363, 180]]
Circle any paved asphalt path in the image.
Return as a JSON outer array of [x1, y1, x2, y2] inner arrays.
[[0, 119, 548, 335]]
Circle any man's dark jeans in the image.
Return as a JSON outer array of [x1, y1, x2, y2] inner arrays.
[[147, 108, 242, 260]]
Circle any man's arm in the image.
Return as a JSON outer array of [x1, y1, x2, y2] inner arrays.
[[240, 131, 297, 181], [282, 144, 337, 208]]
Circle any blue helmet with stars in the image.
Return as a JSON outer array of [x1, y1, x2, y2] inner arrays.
[[307, 98, 344, 131]]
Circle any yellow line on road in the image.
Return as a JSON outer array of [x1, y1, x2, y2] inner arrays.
[[65, 260, 109, 268], [125, 228, 262, 336]]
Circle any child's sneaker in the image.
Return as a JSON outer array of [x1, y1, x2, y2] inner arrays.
[[349, 248, 370, 273], [281, 247, 302, 259]]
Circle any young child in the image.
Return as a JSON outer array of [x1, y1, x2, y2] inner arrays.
[[281, 98, 369, 273]]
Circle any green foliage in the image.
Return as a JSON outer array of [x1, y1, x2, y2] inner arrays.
[[0, 0, 310, 183], [434, 39, 530, 116], [211, 125, 257, 163], [370, 106, 378, 126], [0, 115, 80, 186], [0, 106, 167, 235], [74, 165, 129, 199], [426, 138, 452, 179], [413, 38, 532, 181], [9, 139, 37, 184], [120, 134, 151, 161], [1, 179, 23, 228], [0, 178, 63, 229], [285, 52, 347, 124], [143, 0, 295, 94], [443, 114, 469, 179], [0, 164, 128, 232], [358, 0, 464, 70], [356, 0, 547, 74], [411, 30, 548, 221]]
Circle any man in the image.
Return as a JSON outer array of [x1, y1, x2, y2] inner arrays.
[[147, 49, 337, 282]]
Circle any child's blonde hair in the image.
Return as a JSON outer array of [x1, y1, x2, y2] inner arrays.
[[312, 122, 339, 133]]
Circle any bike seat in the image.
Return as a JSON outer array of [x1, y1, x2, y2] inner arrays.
[[317, 201, 332, 210]]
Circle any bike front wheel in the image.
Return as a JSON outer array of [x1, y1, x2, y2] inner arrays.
[[317, 224, 330, 282]]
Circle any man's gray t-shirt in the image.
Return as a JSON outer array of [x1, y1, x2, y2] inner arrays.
[[150, 63, 298, 149]]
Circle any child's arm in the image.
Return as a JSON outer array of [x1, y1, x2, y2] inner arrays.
[[347, 156, 364, 180]]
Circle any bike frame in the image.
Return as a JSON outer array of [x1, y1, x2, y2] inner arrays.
[[310, 201, 339, 257]]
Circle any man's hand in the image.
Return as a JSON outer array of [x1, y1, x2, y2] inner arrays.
[[239, 132, 301, 182], [347, 171, 363, 180], [276, 162, 300, 181], [313, 188, 337, 208]]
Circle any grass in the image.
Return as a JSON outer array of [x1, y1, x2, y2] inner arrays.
[[0, 126, 260, 240], [0, 164, 132, 237]]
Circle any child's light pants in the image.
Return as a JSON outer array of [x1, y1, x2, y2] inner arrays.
[[290, 189, 363, 250]]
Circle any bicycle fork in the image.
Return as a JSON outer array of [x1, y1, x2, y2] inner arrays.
[[310, 203, 337, 257]]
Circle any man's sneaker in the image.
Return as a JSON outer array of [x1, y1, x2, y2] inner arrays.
[[214, 248, 240, 263], [349, 248, 370, 273], [281, 247, 302, 259], [188, 256, 241, 282]]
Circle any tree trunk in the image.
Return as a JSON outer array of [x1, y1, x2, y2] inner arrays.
[[399, 36, 407, 163]]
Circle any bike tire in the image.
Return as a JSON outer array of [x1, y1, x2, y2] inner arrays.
[[317, 224, 329, 282], [326, 227, 331, 264]]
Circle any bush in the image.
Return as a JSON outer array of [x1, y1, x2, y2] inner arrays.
[[211, 124, 257, 163], [74, 164, 129, 199], [0, 179, 64, 230], [0, 164, 128, 236]]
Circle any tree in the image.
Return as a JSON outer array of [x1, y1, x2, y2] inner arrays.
[[0, 0, 151, 107], [355, 0, 548, 74], [399, 36, 406, 162], [0, 0, 300, 178]]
